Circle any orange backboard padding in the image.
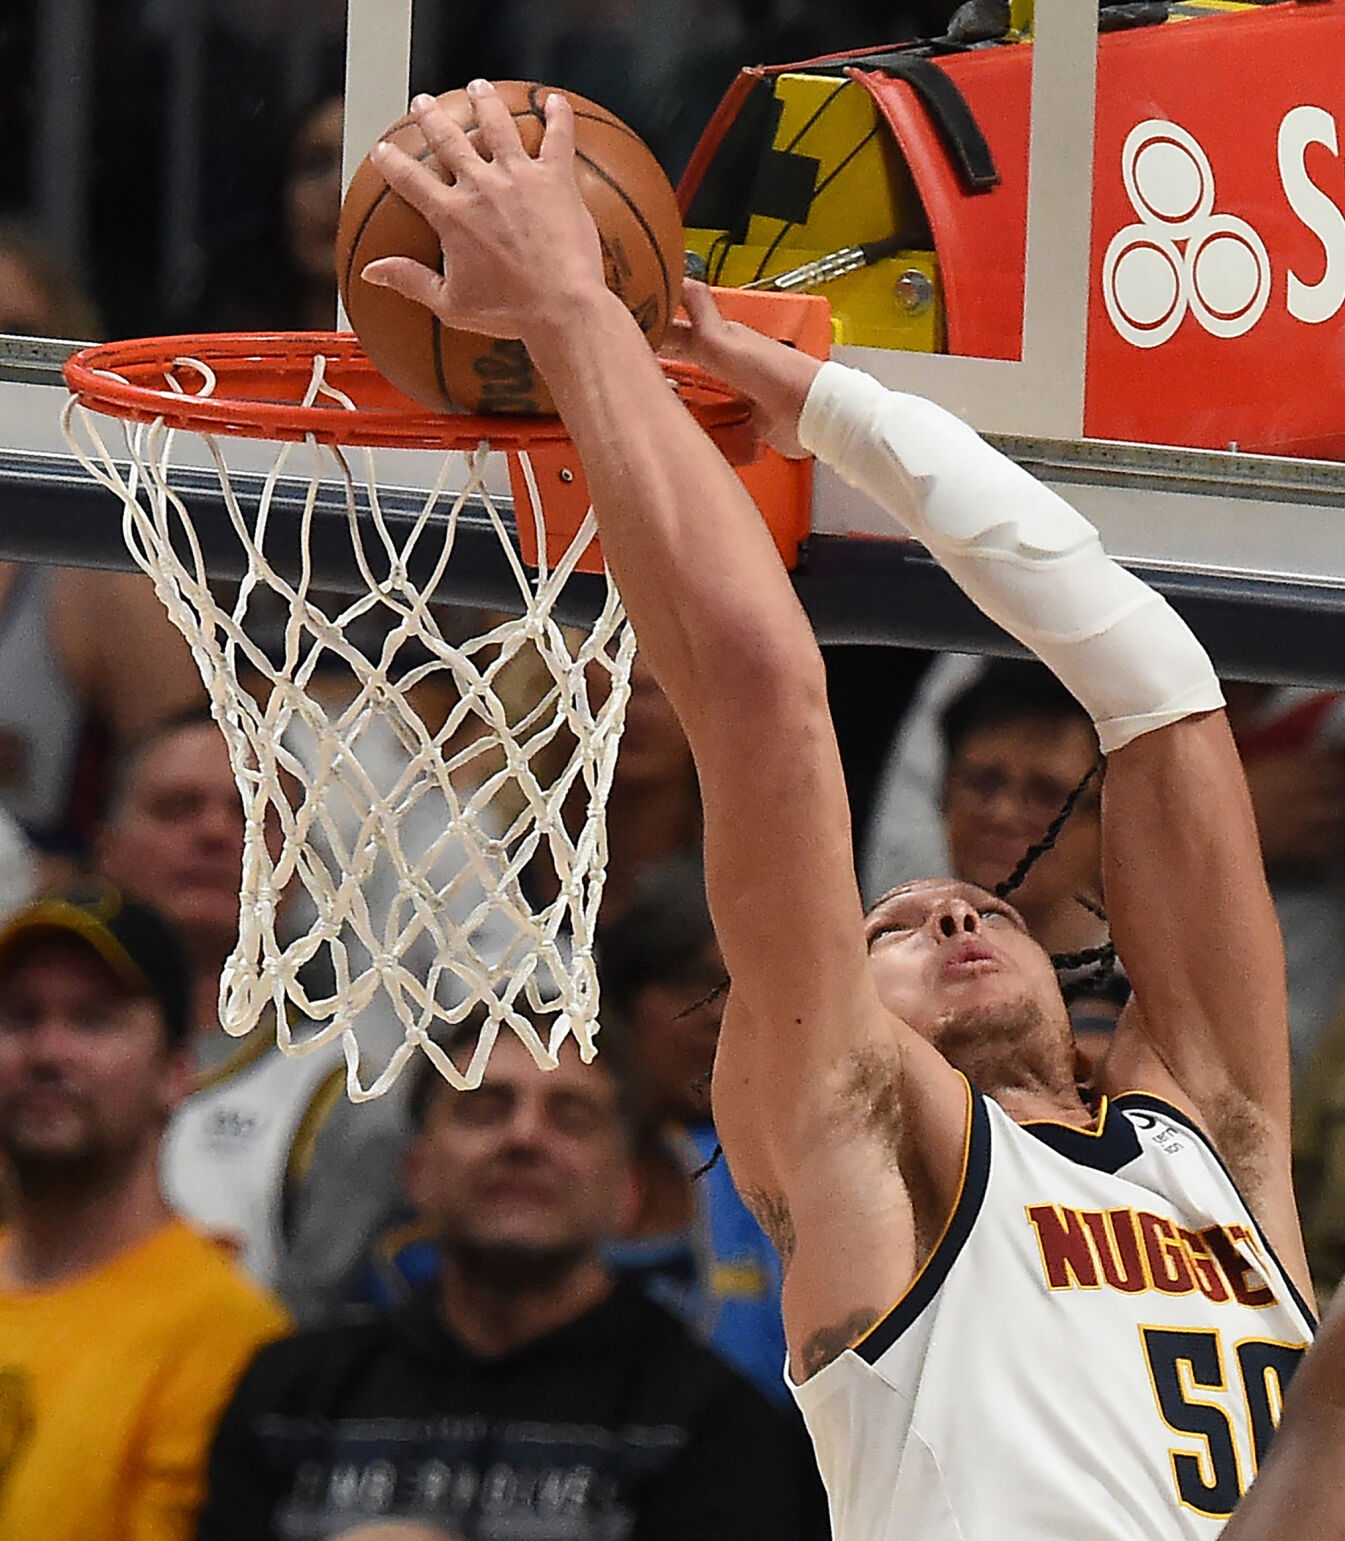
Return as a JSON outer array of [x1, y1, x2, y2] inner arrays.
[[511, 287, 831, 575]]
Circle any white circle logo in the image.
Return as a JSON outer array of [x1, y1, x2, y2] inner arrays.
[[1123, 121, 1214, 239], [1104, 227, 1186, 348], [1185, 216, 1271, 337], [1105, 119, 1270, 349]]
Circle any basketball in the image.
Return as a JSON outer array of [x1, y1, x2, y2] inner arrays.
[[336, 82, 685, 416]]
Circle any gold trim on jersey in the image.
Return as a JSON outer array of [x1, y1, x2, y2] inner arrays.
[[286, 1066, 347, 1188], [853, 1075, 975, 1355], [190, 1028, 272, 1095], [1020, 1095, 1110, 1135]]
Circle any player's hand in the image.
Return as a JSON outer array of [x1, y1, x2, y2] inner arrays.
[[362, 81, 607, 342], [662, 280, 820, 460]]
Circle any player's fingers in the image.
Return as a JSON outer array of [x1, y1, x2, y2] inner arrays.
[[361, 256, 449, 315], [407, 93, 482, 183], [681, 279, 724, 329], [538, 92, 577, 166], [370, 138, 457, 226], [465, 78, 529, 165], [657, 316, 704, 365]]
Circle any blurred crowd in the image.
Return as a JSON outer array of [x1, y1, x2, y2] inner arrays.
[[3, 2, 1345, 1540]]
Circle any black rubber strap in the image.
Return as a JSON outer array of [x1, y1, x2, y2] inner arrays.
[[853, 52, 1000, 192]]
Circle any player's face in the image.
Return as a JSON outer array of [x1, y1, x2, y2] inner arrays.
[[407, 1038, 635, 1264], [865, 879, 1069, 1054], [98, 724, 245, 950], [0, 937, 184, 1175]]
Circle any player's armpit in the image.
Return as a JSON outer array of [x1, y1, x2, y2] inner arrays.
[[798, 1307, 882, 1378]]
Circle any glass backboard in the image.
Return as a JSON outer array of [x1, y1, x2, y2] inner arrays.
[[1, 0, 1343, 684]]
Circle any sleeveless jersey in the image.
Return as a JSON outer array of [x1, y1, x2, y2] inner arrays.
[[789, 1083, 1314, 1541], [162, 1033, 343, 1288]]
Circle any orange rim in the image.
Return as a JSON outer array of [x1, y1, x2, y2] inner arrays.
[[62, 331, 756, 458]]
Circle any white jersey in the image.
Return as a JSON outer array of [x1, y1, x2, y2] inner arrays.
[[162, 1033, 342, 1287], [790, 1083, 1314, 1541]]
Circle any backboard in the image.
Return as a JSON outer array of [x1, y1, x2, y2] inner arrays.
[[2, 0, 1344, 684]]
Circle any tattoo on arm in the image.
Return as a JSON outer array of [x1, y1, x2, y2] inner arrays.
[[800, 1309, 881, 1378], [742, 1187, 797, 1267]]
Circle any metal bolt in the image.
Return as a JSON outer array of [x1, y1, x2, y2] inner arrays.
[[894, 269, 935, 315]]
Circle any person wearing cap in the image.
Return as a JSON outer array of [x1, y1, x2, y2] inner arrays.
[[0, 881, 290, 1541], [95, 708, 411, 1323]]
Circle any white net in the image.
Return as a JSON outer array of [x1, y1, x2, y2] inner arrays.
[[61, 352, 634, 1099]]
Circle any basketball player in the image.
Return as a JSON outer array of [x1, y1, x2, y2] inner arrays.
[[365, 82, 1313, 1538]]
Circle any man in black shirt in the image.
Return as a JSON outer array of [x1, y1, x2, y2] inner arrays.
[[196, 1016, 821, 1540]]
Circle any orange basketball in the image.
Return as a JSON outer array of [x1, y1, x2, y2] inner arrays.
[[335, 82, 685, 416]]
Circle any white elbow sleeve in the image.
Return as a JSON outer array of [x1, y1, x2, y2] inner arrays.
[[798, 362, 1223, 754]]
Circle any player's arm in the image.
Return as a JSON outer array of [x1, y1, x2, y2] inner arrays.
[[361, 87, 968, 1239], [786, 361, 1292, 1170], [672, 295, 1289, 1137], [674, 291, 1307, 1283]]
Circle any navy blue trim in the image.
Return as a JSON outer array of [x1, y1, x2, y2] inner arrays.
[[855, 1085, 991, 1364], [1112, 1092, 1317, 1331], [1021, 1099, 1142, 1174]]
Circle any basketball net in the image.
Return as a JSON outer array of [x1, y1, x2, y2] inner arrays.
[[61, 345, 635, 1099]]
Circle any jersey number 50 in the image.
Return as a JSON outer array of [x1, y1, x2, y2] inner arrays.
[[1142, 1325, 1305, 1518]]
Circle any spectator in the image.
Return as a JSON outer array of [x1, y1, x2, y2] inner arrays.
[[95, 710, 408, 1322], [0, 217, 101, 338], [177, 90, 343, 333], [861, 651, 986, 902], [0, 882, 288, 1540], [197, 1015, 819, 1541], [1225, 683, 1345, 1077], [350, 862, 798, 1410], [0, 224, 205, 864], [938, 659, 1104, 959], [597, 856, 795, 1409], [1196, 687, 1345, 1300]]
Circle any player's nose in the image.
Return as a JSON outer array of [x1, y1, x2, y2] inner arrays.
[[932, 898, 981, 939]]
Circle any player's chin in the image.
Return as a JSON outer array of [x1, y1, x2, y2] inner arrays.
[[928, 977, 1044, 1039]]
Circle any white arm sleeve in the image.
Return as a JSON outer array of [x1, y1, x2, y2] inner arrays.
[[798, 361, 1224, 754]]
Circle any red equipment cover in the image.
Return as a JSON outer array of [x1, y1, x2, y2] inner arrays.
[[683, 3, 1345, 459]]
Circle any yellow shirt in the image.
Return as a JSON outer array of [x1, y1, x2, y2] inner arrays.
[[0, 1218, 289, 1541]]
